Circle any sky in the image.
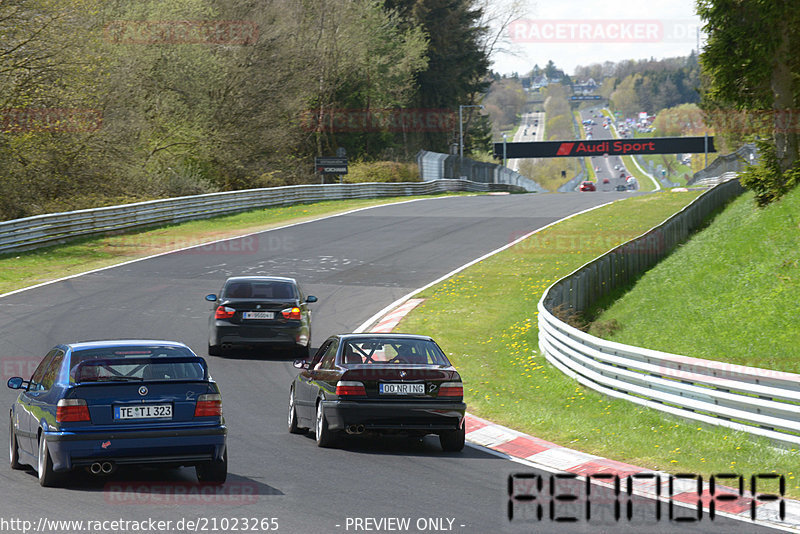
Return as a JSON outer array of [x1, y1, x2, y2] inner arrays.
[[489, 0, 705, 76]]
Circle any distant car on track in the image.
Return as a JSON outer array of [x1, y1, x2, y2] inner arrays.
[[7, 340, 227, 487], [206, 276, 317, 357], [602, 178, 610, 184], [288, 333, 466, 451], [615, 184, 628, 191], [579, 181, 596, 192]]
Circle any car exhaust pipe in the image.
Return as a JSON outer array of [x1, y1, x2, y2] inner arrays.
[[101, 461, 114, 474], [346, 424, 365, 435], [221, 343, 233, 350], [90, 462, 102, 475]]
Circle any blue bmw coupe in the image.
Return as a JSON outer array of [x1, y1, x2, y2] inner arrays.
[[7, 340, 227, 486]]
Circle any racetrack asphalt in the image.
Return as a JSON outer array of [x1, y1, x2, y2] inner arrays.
[[0, 193, 782, 534]]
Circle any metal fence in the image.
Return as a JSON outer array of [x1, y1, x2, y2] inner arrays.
[[538, 173, 800, 446], [0, 179, 516, 255], [416, 150, 546, 192]]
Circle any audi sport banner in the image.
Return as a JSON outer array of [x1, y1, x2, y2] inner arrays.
[[493, 136, 715, 159]]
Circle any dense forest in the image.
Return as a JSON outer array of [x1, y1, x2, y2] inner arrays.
[[0, 0, 493, 219], [581, 55, 701, 116]]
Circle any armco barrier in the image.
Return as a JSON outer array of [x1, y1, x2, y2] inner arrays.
[[416, 150, 547, 192], [538, 174, 800, 447], [0, 179, 521, 254]]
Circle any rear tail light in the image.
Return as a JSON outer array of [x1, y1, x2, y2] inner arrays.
[[57, 399, 90, 422], [215, 306, 235, 319], [438, 382, 463, 398], [194, 393, 222, 417], [281, 307, 302, 320], [336, 381, 366, 396]]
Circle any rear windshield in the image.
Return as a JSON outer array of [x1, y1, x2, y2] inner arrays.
[[69, 346, 204, 383], [340, 338, 451, 366], [223, 280, 296, 299]]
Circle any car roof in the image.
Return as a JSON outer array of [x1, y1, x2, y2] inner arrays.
[[335, 333, 435, 342], [224, 276, 297, 284], [65, 339, 191, 351]]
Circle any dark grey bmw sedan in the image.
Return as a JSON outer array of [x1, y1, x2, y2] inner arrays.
[[206, 276, 317, 358]]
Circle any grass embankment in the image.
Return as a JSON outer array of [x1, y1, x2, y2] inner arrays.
[[0, 193, 470, 295], [593, 187, 800, 373], [397, 191, 800, 497], [601, 109, 658, 192], [573, 110, 595, 182], [632, 130, 693, 185]]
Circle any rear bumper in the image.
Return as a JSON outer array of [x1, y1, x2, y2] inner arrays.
[[321, 400, 466, 433], [45, 425, 227, 472], [212, 322, 307, 347]]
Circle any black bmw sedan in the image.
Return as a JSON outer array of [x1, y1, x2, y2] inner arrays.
[[206, 276, 317, 357], [288, 333, 466, 451]]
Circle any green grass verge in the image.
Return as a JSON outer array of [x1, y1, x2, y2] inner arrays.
[[573, 111, 595, 182], [632, 130, 693, 185], [592, 186, 800, 373], [0, 193, 472, 295], [601, 109, 658, 192], [396, 191, 800, 497]]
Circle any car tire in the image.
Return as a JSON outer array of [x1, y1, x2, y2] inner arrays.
[[439, 426, 465, 452], [196, 447, 227, 485], [288, 388, 306, 435], [9, 418, 23, 470], [208, 343, 222, 356], [37, 435, 60, 487], [314, 401, 337, 448]]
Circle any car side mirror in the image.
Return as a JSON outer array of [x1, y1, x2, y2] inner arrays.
[[306, 295, 318, 303], [293, 359, 310, 370], [7, 377, 26, 389], [205, 294, 217, 302]]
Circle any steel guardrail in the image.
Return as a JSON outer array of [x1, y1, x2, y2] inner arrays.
[[537, 173, 800, 446], [0, 180, 519, 254]]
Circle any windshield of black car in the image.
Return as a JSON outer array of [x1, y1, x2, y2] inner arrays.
[[341, 339, 451, 366], [69, 347, 204, 383], [223, 280, 296, 299]]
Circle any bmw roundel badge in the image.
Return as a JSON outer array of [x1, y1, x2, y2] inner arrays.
[[138, 385, 148, 396]]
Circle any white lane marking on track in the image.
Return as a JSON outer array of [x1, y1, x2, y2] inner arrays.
[[354, 199, 618, 333], [0, 195, 469, 300]]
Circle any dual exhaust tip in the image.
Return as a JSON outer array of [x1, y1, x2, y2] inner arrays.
[[345, 424, 365, 435], [89, 461, 114, 475]]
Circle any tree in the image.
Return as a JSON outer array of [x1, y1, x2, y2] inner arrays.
[[697, 0, 800, 204], [384, 0, 492, 152]]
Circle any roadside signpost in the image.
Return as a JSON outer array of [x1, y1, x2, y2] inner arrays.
[[315, 156, 348, 183]]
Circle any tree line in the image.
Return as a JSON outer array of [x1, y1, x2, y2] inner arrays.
[[0, 0, 493, 220]]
